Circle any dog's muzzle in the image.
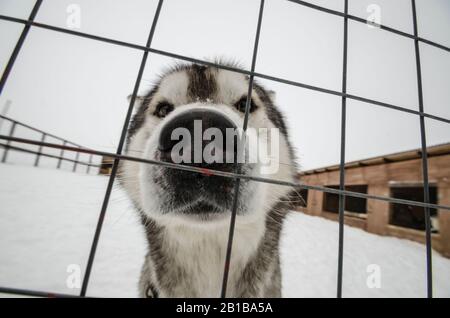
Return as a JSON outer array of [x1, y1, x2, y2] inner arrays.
[[154, 108, 244, 216]]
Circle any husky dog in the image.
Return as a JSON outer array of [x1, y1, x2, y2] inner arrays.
[[119, 62, 298, 298]]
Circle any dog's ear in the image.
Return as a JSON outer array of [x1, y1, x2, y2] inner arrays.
[[127, 94, 146, 104], [266, 90, 276, 102]]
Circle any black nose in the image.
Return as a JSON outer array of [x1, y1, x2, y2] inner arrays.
[[158, 109, 238, 168]]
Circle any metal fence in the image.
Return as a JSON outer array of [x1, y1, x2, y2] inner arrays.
[[0, 114, 100, 173], [0, 0, 449, 298]]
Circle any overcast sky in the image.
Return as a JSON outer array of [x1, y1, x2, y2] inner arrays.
[[0, 0, 449, 171]]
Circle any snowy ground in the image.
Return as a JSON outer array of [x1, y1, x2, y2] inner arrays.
[[0, 163, 449, 298]]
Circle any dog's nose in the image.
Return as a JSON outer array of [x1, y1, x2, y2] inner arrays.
[[158, 109, 238, 168]]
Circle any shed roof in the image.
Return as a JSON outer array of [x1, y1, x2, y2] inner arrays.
[[299, 143, 450, 176]]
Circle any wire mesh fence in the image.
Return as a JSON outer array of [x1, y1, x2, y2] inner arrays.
[[0, 0, 449, 298]]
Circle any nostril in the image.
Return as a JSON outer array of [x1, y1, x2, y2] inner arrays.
[[158, 109, 237, 165]]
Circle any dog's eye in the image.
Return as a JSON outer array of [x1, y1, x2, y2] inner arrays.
[[154, 101, 174, 118], [234, 96, 257, 113]]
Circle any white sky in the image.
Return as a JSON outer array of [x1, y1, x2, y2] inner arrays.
[[0, 0, 449, 171]]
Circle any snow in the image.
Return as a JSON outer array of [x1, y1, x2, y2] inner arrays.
[[0, 163, 449, 298]]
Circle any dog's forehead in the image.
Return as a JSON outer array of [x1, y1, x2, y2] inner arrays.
[[158, 71, 190, 105], [215, 69, 249, 104], [157, 66, 249, 104]]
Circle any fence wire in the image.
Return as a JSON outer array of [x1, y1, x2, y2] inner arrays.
[[337, 0, 349, 299], [0, 0, 449, 298], [0, 115, 98, 172]]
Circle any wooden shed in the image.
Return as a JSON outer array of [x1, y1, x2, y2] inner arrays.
[[297, 143, 450, 258]]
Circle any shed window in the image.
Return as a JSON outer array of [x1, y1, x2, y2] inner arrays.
[[390, 186, 438, 232], [323, 185, 368, 214], [298, 188, 308, 207]]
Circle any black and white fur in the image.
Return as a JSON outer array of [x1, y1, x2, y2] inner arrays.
[[119, 62, 298, 298]]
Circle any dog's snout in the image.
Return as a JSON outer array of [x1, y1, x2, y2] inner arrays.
[[158, 109, 238, 167]]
